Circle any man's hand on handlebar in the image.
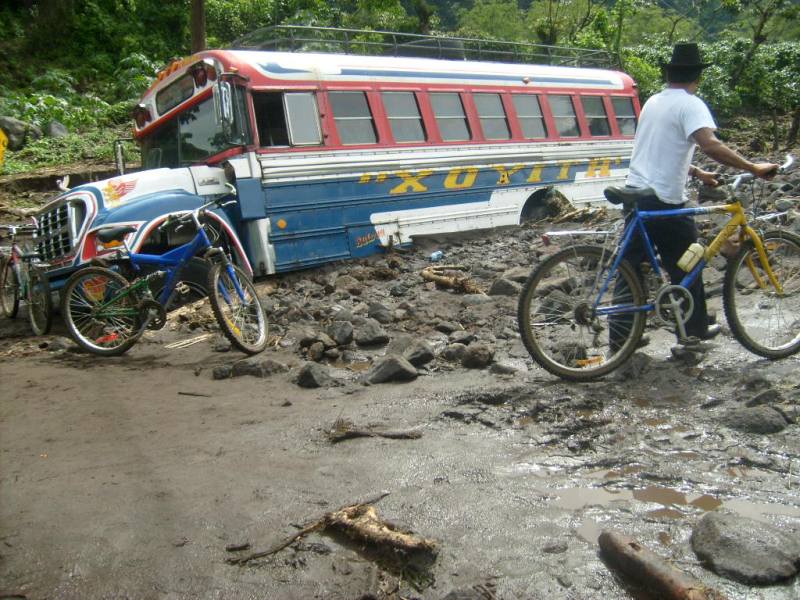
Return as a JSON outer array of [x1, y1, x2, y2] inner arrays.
[[695, 167, 720, 187], [751, 162, 779, 179]]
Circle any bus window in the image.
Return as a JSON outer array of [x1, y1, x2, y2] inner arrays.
[[141, 119, 178, 168], [382, 92, 426, 143], [549, 95, 580, 138], [581, 96, 610, 137], [512, 94, 547, 139], [612, 97, 637, 135], [329, 91, 377, 144], [430, 92, 471, 142], [474, 93, 510, 140], [156, 74, 195, 115], [179, 98, 229, 162], [253, 92, 289, 146], [284, 93, 322, 145]]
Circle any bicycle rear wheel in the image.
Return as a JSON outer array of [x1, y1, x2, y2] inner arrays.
[[723, 230, 800, 358], [61, 266, 143, 356], [517, 245, 646, 381], [207, 263, 268, 354], [0, 257, 20, 318], [27, 265, 53, 335]]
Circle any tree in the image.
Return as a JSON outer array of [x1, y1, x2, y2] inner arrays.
[[192, 0, 206, 53]]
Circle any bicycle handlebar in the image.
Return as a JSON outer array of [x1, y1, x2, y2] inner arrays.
[[731, 154, 794, 190], [157, 197, 239, 233]]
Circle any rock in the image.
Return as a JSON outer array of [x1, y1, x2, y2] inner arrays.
[[462, 343, 494, 368], [542, 541, 569, 554], [461, 294, 493, 306], [232, 358, 289, 378], [389, 283, 407, 297], [366, 355, 418, 383], [385, 334, 414, 355], [306, 341, 325, 361], [502, 266, 531, 283], [295, 362, 335, 388], [45, 120, 68, 138], [488, 277, 521, 296], [448, 330, 476, 345], [328, 320, 354, 346], [0, 116, 41, 150], [212, 365, 233, 380], [441, 343, 468, 362], [490, 362, 518, 374], [697, 185, 729, 203], [691, 511, 800, 585], [745, 388, 784, 407], [367, 302, 393, 324], [212, 336, 232, 352], [354, 318, 389, 346], [722, 406, 788, 434], [435, 321, 461, 334], [775, 197, 796, 212], [403, 340, 435, 367], [670, 345, 705, 366]]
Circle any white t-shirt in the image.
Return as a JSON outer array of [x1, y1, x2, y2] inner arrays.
[[626, 88, 717, 204]]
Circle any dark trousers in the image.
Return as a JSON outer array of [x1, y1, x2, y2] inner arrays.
[[611, 195, 709, 345]]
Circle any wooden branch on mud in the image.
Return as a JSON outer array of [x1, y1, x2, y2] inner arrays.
[[328, 418, 423, 443], [599, 530, 727, 600], [421, 265, 485, 294], [227, 491, 437, 566]]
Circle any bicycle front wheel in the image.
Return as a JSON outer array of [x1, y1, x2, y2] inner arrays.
[[61, 266, 143, 356], [517, 245, 646, 381], [27, 266, 53, 335], [0, 257, 20, 318], [207, 263, 268, 354], [723, 230, 800, 358]]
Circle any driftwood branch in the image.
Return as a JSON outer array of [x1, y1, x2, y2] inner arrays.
[[421, 265, 484, 294], [328, 419, 422, 443], [228, 491, 435, 566], [599, 530, 727, 600]]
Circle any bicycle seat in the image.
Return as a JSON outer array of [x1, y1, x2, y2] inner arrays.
[[604, 186, 656, 210], [96, 225, 137, 243]]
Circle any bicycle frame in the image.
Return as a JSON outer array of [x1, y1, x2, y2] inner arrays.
[[592, 200, 783, 319]]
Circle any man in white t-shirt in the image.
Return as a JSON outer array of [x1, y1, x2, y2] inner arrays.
[[617, 42, 777, 344]]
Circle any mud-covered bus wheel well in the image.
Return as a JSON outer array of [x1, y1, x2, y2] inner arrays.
[[519, 188, 572, 223]]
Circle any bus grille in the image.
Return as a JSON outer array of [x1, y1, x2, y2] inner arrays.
[[36, 201, 85, 261]]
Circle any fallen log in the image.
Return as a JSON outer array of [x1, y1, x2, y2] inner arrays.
[[227, 491, 436, 567], [328, 418, 423, 443], [421, 265, 485, 294], [599, 530, 727, 600]]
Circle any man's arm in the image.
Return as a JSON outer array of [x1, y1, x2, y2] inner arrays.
[[691, 127, 777, 178]]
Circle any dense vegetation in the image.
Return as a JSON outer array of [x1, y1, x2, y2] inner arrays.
[[0, 0, 797, 174]]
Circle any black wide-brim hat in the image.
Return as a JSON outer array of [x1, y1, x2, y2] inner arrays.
[[661, 42, 712, 70]]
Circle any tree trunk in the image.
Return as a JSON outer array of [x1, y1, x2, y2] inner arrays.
[[191, 0, 206, 54], [787, 106, 800, 148]]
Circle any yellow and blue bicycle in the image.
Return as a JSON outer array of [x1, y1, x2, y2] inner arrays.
[[517, 157, 800, 381]]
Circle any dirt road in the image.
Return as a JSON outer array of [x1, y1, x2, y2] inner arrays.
[[1, 221, 799, 600]]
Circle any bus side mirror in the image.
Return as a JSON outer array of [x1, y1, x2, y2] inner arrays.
[[215, 81, 234, 128], [114, 138, 133, 175]]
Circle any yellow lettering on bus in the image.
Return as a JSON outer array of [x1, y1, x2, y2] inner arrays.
[[360, 172, 389, 184], [557, 161, 576, 180], [444, 167, 478, 189], [527, 164, 544, 183], [390, 170, 433, 194], [586, 158, 610, 178], [493, 164, 524, 185]]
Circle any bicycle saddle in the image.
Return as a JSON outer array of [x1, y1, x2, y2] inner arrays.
[[96, 225, 137, 243], [604, 186, 656, 209]]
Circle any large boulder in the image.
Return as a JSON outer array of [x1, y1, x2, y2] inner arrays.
[[366, 355, 418, 384], [0, 116, 42, 150], [691, 511, 800, 585]]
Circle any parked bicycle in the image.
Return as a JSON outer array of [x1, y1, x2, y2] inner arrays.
[[0, 222, 53, 335], [60, 194, 268, 356], [517, 156, 799, 381]]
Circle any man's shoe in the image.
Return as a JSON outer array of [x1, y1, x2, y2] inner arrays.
[[697, 323, 721, 340]]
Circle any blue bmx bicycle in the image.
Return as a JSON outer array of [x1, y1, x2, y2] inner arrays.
[[517, 157, 800, 381], [60, 195, 268, 356]]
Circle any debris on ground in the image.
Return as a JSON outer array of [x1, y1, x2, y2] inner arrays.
[[327, 418, 423, 443]]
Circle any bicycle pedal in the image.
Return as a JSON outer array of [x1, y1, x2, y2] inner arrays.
[[176, 282, 190, 295]]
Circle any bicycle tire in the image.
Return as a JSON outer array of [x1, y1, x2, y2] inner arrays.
[[723, 230, 800, 358], [27, 265, 53, 335], [207, 263, 268, 354], [61, 266, 143, 356], [517, 245, 646, 381], [0, 257, 20, 318]]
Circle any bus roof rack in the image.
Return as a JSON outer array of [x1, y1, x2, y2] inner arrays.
[[231, 25, 615, 69]]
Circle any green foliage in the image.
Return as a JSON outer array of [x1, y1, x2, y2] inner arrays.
[[2, 126, 135, 175]]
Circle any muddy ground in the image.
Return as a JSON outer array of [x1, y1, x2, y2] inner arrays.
[[2, 175, 800, 599]]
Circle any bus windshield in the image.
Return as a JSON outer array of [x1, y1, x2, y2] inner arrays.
[[141, 89, 250, 168]]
